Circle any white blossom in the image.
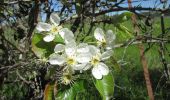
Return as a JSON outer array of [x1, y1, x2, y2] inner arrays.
[[36, 13, 63, 42], [94, 28, 116, 50], [49, 41, 91, 71], [87, 45, 113, 79]]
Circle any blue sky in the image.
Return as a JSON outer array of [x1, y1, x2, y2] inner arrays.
[[120, 0, 170, 8], [41, 0, 170, 21], [107, 0, 170, 16]]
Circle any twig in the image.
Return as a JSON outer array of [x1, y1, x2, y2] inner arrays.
[[114, 38, 169, 48], [159, 12, 169, 79], [16, 70, 31, 84]]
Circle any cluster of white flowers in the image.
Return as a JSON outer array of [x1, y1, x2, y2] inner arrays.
[[36, 13, 116, 81]]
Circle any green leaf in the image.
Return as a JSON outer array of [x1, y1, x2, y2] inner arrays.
[[112, 12, 133, 24], [118, 12, 133, 23], [32, 33, 54, 58], [115, 24, 133, 38], [31, 33, 64, 58], [83, 36, 94, 43], [53, 34, 64, 43], [44, 83, 55, 100], [56, 80, 85, 100], [94, 73, 114, 100]]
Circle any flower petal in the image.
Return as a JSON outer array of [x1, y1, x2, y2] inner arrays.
[[58, 28, 66, 39], [50, 13, 60, 26], [54, 44, 65, 53], [73, 63, 87, 70], [59, 28, 74, 44], [92, 66, 102, 79], [43, 34, 55, 42], [65, 41, 76, 56], [97, 63, 109, 76], [83, 63, 92, 70], [88, 45, 100, 56], [76, 53, 91, 63], [106, 30, 116, 42], [49, 54, 65, 65], [106, 30, 116, 50], [106, 40, 115, 50], [36, 22, 52, 32], [106, 44, 113, 50], [94, 27, 105, 42], [77, 43, 89, 53], [101, 50, 113, 61]]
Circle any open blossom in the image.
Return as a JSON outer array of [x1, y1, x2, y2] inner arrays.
[[49, 40, 91, 71], [87, 45, 113, 79], [36, 13, 63, 42], [49, 39, 112, 79], [94, 27, 116, 50], [46, 26, 114, 80]]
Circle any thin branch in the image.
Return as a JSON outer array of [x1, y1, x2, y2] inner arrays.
[[0, 62, 28, 70], [114, 39, 169, 48], [86, 7, 169, 17]]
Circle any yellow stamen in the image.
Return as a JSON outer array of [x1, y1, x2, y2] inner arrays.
[[67, 57, 76, 65], [91, 56, 100, 66], [97, 38, 106, 47], [62, 73, 72, 85], [51, 26, 58, 33]]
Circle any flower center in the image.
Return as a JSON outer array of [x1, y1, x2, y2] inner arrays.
[[97, 38, 106, 47], [62, 73, 72, 85], [51, 26, 59, 33], [91, 56, 100, 66], [67, 57, 76, 65]]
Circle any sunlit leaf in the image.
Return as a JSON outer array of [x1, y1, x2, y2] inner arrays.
[[117, 12, 133, 23], [32, 33, 54, 58], [94, 73, 114, 100], [53, 34, 64, 43], [31, 33, 64, 58], [56, 80, 85, 100]]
